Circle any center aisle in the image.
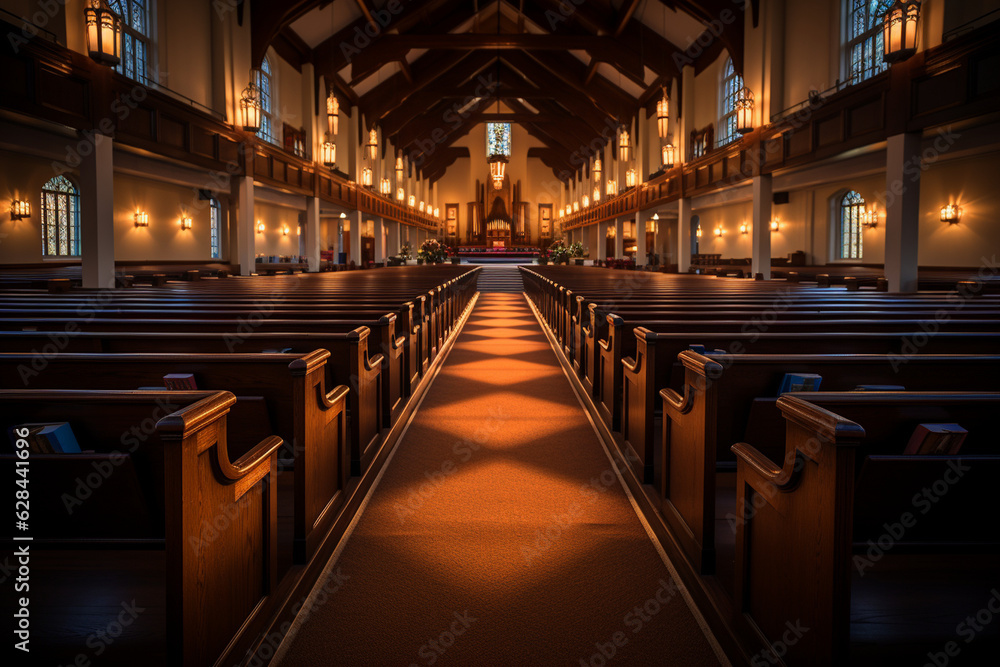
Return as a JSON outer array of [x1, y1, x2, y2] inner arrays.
[[274, 294, 725, 666]]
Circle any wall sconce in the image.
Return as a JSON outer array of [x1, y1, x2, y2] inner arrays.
[[740, 222, 748, 235], [625, 169, 637, 188], [862, 208, 880, 229], [695, 225, 703, 238], [408, 195, 416, 207], [770, 219, 780, 232], [10, 199, 30, 220], [940, 203, 962, 224], [239, 74, 262, 132], [180, 216, 192, 230], [256, 221, 265, 234], [714, 226, 723, 237], [736, 87, 755, 134], [134, 211, 149, 227], [662, 143, 676, 169], [340, 212, 347, 219], [85, 0, 121, 66], [281, 225, 289, 236], [883, 1, 920, 64], [296, 226, 301, 236], [326, 94, 339, 135]]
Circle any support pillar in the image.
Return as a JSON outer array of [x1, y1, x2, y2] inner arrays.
[[231, 174, 255, 276], [752, 175, 773, 280], [304, 196, 320, 272], [884, 132, 921, 293], [373, 217, 385, 264], [678, 198, 691, 273], [349, 210, 362, 265], [79, 133, 115, 288], [614, 217, 624, 260], [386, 220, 400, 259], [597, 221, 609, 262], [635, 211, 649, 266]]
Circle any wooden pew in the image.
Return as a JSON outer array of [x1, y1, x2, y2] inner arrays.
[[653, 351, 1000, 578], [0, 328, 384, 478], [0, 389, 280, 666], [0, 351, 349, 565], [731, 392, 1000, 666]]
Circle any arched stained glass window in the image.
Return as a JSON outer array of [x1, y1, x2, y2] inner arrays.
[[41, 175, 81, 257], [108, 0, 150, 84], [846, 1, 892, 84], [719, 57, 743, 147], [210, 198, 221, 259], [839, 190, 865, 260], [256, 56, 276, 144]]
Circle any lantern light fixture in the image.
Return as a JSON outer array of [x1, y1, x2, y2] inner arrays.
[[85, 0, 121, 66], [618, 128, 630, 161], [180, 216, 192, 230], [419, 201, 425, 213], [606, 180, 617, 196], [239, 75, 262, 132], [380, 178, 391, 196], [434, 207, 440, 218], [256, 221, 266, 234], [488, 154, 507, 189], [593, 158, 602, 180], [625, 169, 637, 188], [573, 202, 580, 212], [281, 225, 289, 236], [656, 93, 670, 140], [365, 128, 379, 161], [593, 186, 601, 202], [408, 195, 416, 207], [326, 94, 340, 136], [652, 213, 659, 221], [396, 187, 405, 202], [714, 226, 723, 237], [662, 143, 676, 169], [10, 199, 30, 220], [321, 136, 336, 167], [134, 211, 149, 228], [736, 87, 755, 134], [940, 203, 962, 225], [883, 1, 921, 64], [395, 154, 404, 179], [361, 166, 373, 188], [740, 222, 748, 235], [862, 208, 880, 229], [695, 225, 702, 238], [582, 195, 590, 208]]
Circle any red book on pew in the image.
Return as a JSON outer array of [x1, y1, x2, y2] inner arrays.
[[904, 424, 968, 455], [163, 373, 198, 390]]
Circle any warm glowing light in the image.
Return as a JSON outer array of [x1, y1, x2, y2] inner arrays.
[[618, 128, 630, 161], [85, 0, 121, 66], [883, 1, 920, 64], [380, 178, 391, 196], [181, 217, 192, 230], [862, 208, 880, 229], [327, 94, 339, 135], [740, 222, 748, 235], [625, 169, 637, 188], [397, 187, 405, 202], [593, 187, 601, 202], [239, 75, 262, 132], [656, 94, 669, 140], [695, 225, 702, 238], [662, 143, 676, 168], [321, 137, 336, 167], [434, 207, 440, 218], [573, 202, 580, 212], [361, 166, 373, 188], [736, 87, 755, 134], [408, 195, 416, 207], [593, 158, 602, 179], [365, 128, 379, 160], [582, 195, 590, 208], [489, 155, 507, 188], [940, 203, 962, 224], [10, 199, 30, 220], [714, 226, 723, 237], [419, 201, 425, 212], [606, 180, 617, 196], [256, 221, 265, 234], [134, 211, 149, 228], [282, 225, 289, 236], [770, 219, 779, 232]]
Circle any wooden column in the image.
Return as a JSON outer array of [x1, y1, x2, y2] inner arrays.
[[79, 133, 115, 288]]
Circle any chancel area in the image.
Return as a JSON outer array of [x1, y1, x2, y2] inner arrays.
[[1, 1, 999, 665]]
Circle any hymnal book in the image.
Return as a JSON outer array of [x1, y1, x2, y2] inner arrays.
[[262, 348, 294, 354], [688, 344, 726, 356], [853, 385, 906, 392], [778, 373, 822, 394], [10, 422, 81, 453], [904, 423, 967, 455], [163, 373, 198, 390]]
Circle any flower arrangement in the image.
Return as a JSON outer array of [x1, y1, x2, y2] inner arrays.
[[547, 240, 571, 264], [398, 242, 413, 260], [569, 241, 585, 258], [418, 238, 448, 264]]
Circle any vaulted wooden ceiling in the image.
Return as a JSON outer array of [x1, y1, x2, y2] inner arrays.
[[248, 0, 759, 182]]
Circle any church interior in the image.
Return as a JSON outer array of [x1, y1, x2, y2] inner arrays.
[[1, 0, 999, 665]]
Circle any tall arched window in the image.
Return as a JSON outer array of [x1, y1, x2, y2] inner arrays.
[[256, 56, 276, 144], [41, 175, 81, 257], [209, 198, 221, 259], [838, 190, 865, 260], [846, 1, 891, 84], [109, 0, 151, 84], [719, 57, 743, 147]]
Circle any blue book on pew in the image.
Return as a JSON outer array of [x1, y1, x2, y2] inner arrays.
[[778, 373, 822, 394], [13, 422, 81, 453], [688, 344, 726, 356]]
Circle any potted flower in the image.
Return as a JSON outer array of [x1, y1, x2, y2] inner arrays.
[[398, 242, 413, 265], [418, 238, 448, 264], [538, 249, 549, 265], [548, 240, 571, 265], [570, 242, 586, 265]]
